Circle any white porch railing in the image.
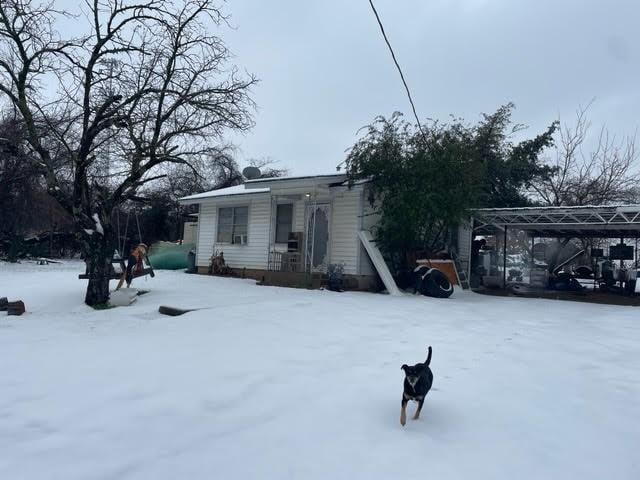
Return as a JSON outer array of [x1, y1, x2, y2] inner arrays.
[[267, 250, 304, 273]]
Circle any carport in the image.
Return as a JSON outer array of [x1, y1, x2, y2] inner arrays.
[[470, 205, 640, 299]]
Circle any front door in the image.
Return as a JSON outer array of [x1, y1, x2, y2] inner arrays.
[[305, 204, 330, 273]]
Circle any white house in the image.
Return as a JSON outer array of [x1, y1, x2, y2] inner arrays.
[[179, 173, 473, 290], [179, 174, 383, 289]]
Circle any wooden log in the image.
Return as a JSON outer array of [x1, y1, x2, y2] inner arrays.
[[158, 305, 195, 316], [7, 300, 25, 316], [158, 305, 211, 317]]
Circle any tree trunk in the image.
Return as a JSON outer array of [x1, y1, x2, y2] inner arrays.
[[81, 209, 115, 306], [84, 236, 114, 306], [7, 234, 22, 262]]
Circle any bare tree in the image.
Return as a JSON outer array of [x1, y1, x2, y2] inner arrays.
[[247, 157, 288, 180], [528, 103, 639, 272], [531, 103, 639, 206], [0, 0, 256, 305]]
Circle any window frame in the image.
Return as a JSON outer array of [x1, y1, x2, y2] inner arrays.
[[275, 203, 294, 244], [216, 206, 249, 245]]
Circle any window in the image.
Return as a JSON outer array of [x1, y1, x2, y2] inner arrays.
[[275, 204, 293, 243], [217, 206, 248, 244]]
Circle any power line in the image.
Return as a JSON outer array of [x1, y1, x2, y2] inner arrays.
[[367, 0, 426, 140], [337, 0, 427, 172]]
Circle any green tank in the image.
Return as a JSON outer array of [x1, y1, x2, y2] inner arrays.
[[147, 241, 195, 270]]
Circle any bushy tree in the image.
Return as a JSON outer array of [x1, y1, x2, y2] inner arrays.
[[345, 105, 557, 272], [345, 113, 480, 271], [473, 103, 557, 207]]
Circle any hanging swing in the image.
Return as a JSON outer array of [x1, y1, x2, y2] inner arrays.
[[78, 209, 155, 281]]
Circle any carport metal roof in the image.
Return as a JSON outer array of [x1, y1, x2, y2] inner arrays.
[[472, 205, 640, 238]]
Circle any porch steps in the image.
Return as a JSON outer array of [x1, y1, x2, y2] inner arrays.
[[357, 231, 402, 296]]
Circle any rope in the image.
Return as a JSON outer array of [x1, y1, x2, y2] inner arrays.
[[122, 212, 130, 254], [135, 211, 142, 243], [116, 209, 122, 255]]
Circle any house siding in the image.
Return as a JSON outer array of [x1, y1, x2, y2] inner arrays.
[[195, 193, 271, 270], [329, 188, 363, 275], [293, 199, 305, 233], [192, 184, 378, 278], [359, 189, 380, 276]]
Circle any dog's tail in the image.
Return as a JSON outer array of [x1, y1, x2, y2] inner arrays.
[[425, 346, 432, 366]]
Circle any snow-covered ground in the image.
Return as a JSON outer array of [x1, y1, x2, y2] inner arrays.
[[1, 261, 639, 480]]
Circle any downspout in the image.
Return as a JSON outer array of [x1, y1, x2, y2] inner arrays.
[[356, 187, 364, 275], [503, 226, 508, 288], [304, 196, 310, 275], [310, 188, 317, 273], [195, 203, 202, 271], [467, 216, 473, 284], [267, 194, 274, 271]]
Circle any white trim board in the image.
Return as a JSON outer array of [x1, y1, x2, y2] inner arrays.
[[357, 230, 402, 296]]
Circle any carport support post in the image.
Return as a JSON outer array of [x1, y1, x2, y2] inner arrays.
[[531, 235, 535, 266], [503, 226, 508, 288]]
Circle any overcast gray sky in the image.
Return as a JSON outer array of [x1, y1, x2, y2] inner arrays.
[[222, 0, 639, 175], [51, 0, 638, 174]]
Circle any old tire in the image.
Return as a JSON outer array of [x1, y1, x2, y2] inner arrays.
[[574, 266, 593, 279], [421, 268, 454, 298], [413, 265, 430, 293]]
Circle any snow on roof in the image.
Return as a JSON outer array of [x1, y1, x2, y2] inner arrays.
[[179, 173, 366, 203], [178, 184, 270, 203], [245, 173, 347, 184]]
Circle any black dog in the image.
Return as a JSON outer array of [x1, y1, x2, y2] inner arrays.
[[400, 346, 433, 426]]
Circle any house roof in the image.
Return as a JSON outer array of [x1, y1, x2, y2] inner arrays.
[[244, 173, 349, 192], [178, 184, 270, 204], [178, 173, 364, 204], [245, 173, 347, 185]]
